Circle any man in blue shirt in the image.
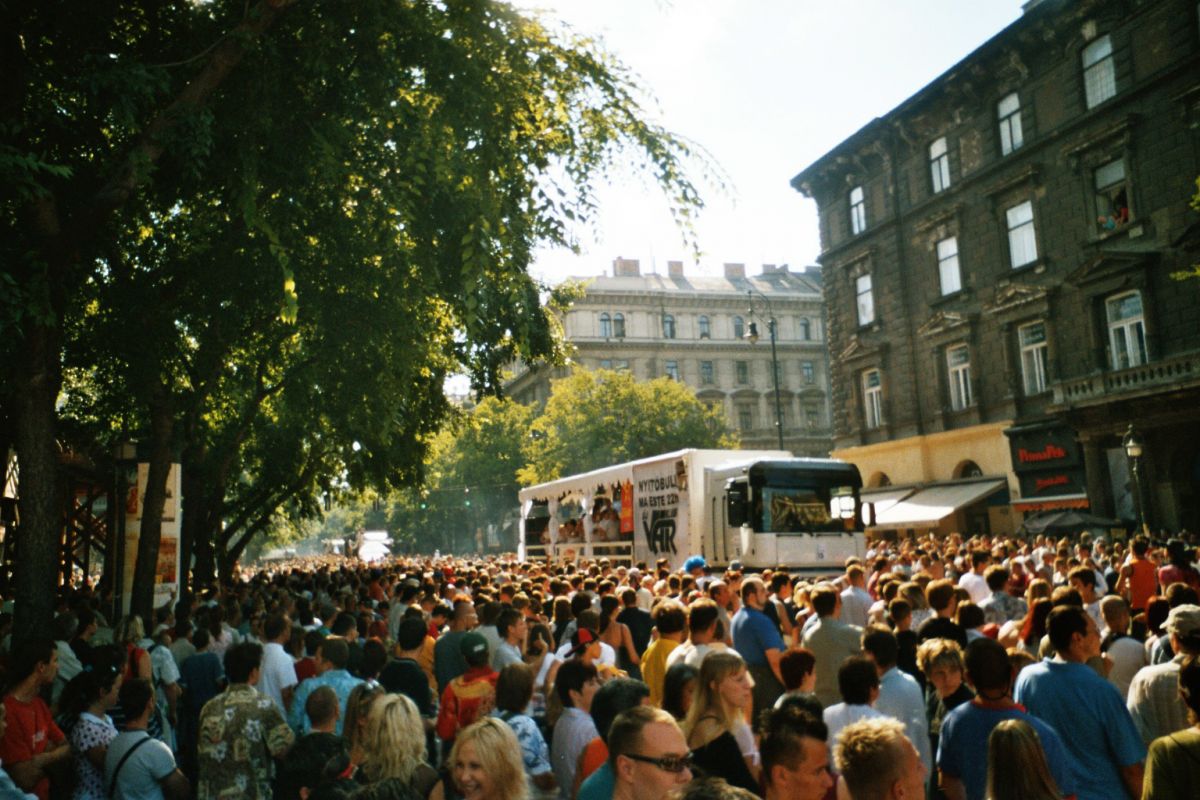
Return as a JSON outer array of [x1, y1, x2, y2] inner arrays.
[[939, 638, 1076, 800], [862, 626, 930, 775], [287, 637, 363, 735], [1015, 606, 1144, 800], [732, 576, 785, 715]]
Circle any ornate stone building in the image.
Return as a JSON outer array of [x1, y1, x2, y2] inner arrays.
[[505, 258, 834, 457], [792, 0, 1200, 536]]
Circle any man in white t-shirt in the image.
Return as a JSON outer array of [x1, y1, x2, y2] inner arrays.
[[667, 599, 729, 669], [105, 679, 188, 800], [257, 614, 299, 713], [957, 551, 991, 605], [1100, 596, 1145, 699]]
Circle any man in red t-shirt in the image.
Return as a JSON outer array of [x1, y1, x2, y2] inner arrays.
[[0, 639, 70, 800]]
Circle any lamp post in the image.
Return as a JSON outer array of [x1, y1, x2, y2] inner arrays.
[[1122, 424, 1149, 535], [744, 290, 786, 451]]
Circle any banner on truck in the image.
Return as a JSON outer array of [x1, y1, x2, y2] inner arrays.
[[631, 459, 688, 571]]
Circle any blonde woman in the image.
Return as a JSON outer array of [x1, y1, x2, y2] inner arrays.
[[358, 694, 439, 797], [985, 719, 1061, 800], [430, 717, 528, 800], [682, 652, 759, 794], [344, 683, 384, 773]]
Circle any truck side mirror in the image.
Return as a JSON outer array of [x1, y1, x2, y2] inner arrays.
[[726, 482, 749, 527], [861, 501, 876, 528]]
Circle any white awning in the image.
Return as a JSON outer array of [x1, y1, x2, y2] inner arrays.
[[860, 488, 915, 516], [871, 480, 1006, 530]]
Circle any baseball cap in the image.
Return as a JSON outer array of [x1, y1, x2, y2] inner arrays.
[[1164, 604, 1200, 638], [569, 627, 598, 657], [459, 631, 489, 659]]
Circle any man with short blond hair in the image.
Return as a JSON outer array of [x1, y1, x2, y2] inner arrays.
[[609, 706, 691, 800], [834, 717, 926, 800]]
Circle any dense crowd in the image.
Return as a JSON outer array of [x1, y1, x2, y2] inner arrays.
[[2, 531, 1199, 800]]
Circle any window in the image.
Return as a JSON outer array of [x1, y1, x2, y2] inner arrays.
[[936, 237, 962, 296], [862, 369, 884, 429], [804, 403, 821, 429], [664, 360, 679, 380], [599, 313, 612, 338], [613, 313, 626, 338], [855, 274, 875, 326], [1082, 35, 1116, 109], [947, 345, 973, 410], [799, 318, 811, 340], [1106, 291, 1147, 370], [801, 361, 815, 384], [1094, 158, 1130, 232], [1006, 201, 1038, 268], [732, 315, 745, 340], [1018, 322, 1048, 395], [599, 358, 613, 370], [698, 315, 711, 339], [735, 361, 749, 384], [737, 406, 754, 432], [662, 314, 676, 339], [930, 137, 951, 193], [998, 93, 1024, 155], [700, 361, 714, 385], [849, 186, 866, 235], [615, 359, 630, 372]]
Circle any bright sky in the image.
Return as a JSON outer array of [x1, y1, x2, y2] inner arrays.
[[514, 0, 1028, 284]]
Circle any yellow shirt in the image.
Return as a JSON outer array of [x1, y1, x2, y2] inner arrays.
[[642, 638, 680, 707]]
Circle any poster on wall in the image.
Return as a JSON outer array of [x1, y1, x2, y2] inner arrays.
[[631, 460, 688, 571], [123, 462, 182, 614]]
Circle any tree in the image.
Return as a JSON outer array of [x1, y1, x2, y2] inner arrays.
[[519, 369, 736, 484], [2, 0, 709, 639], [1170, 176, 1200, 281]]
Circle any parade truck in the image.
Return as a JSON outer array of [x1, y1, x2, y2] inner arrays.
[[517, 448, 872, 572]]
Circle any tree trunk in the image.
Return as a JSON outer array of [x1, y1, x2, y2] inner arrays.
[[11, 326, 63, 645], [177, 453, 206, 607], [130, 396, 173, 623]]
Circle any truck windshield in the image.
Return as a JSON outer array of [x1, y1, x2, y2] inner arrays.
[[757, 484, 858, 533]]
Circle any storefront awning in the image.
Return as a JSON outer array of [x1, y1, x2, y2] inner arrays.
[[860, 487, 915, 516], [1011, 493, 1090, 512], [871, 479, 1006, 530]]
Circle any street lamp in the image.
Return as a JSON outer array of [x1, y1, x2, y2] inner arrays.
[[744, 290, 786, 451], [1122, 424, 1149, 535]]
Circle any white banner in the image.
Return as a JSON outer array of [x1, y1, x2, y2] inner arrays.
[[631, 459, 689, 571]]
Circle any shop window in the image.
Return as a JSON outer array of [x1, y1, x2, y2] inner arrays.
[[1106, 291, 1147, 370]]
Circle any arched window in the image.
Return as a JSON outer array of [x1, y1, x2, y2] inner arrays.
[[613, 313, 626, 338], [698, 315, 711, 339], [954, 460, 984, 479], [662, 314, 676, 339], [733, 316, 745, 339], [599, 313, 612, 338], [800, 318, 811, 340]]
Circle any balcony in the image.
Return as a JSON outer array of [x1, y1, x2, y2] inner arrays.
[[1053, 353, 1200, 408]]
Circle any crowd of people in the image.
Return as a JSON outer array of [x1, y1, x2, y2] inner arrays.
[[1, 531, 1199, 800]]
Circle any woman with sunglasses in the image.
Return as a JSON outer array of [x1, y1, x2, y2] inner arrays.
[[682, 652, 761, 794]]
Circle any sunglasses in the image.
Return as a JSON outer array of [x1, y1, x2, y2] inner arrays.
[[621, 753, 694, 773]]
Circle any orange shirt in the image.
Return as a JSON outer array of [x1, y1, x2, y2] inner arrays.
[[579, 737, 608, 782], [1127, 557, 1157, 611], [0, 694, 65, 800]]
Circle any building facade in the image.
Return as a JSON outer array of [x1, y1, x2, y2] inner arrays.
[[793, 0, 1200, 537], [505, 258, 834, 457]]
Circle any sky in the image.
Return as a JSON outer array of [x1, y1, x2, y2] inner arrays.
[[512, 0, 1029, 284]]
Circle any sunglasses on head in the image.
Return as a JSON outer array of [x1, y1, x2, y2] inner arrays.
[[621, 753, 694, 773]]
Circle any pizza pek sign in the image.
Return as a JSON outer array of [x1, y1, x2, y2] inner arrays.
[[1006, 422, 1087, 499]]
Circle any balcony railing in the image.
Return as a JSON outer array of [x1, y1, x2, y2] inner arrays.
[[1054, 353, 1199, 406]]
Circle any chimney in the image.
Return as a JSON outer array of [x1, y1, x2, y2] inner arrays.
[[667, 260, 684, 277], [762, 263, 778, 274], [612, 257, 640, 277], [723, 262, 746, 279]]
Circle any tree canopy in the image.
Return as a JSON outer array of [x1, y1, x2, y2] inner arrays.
[[0, 0, 709, 636]]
